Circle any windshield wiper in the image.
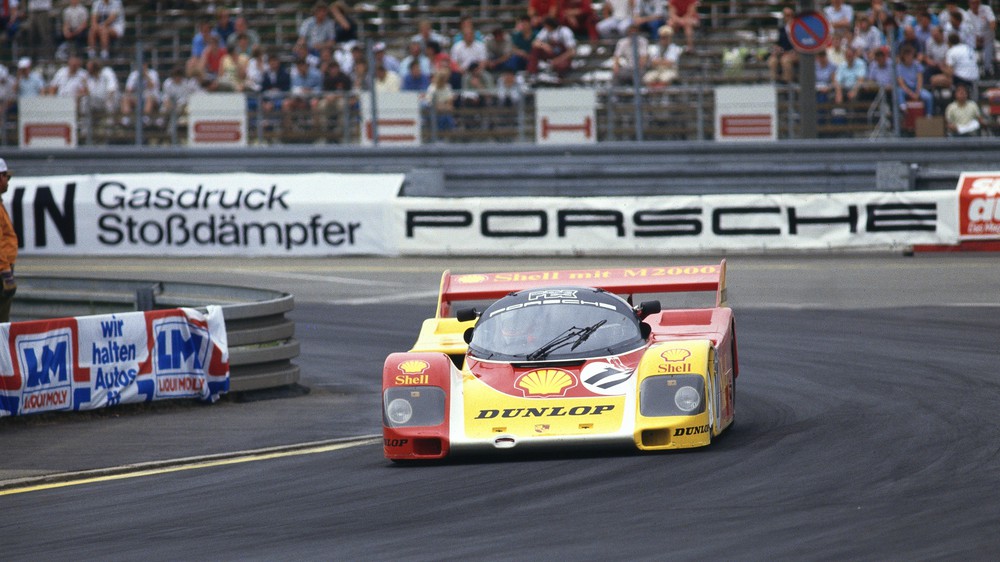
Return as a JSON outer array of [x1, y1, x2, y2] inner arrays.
[[525, 320, 607, 361]]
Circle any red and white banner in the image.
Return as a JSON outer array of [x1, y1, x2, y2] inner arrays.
[[188, 93, 248, 147], [19, 97, 77, 149], [956, 172, 1000, 240], [0, 307, 229, 417], [535, 89, 596, 145], [361, 92, 421, 146], [714, 85, 777, 142]]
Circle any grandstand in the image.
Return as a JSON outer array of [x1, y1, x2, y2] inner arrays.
[[0, 1, 997, 145]]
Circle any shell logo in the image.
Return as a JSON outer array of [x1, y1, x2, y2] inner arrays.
[[515, 369, 576, 397], [398, 359, 431, 375], [456, 274, 488, 284], [661, 348, 691, 362]]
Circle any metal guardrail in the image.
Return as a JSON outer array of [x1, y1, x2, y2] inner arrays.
[[14, 276, 299, 393]]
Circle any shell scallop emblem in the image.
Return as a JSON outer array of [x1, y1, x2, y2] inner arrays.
[[661, 348, 692, 362], [456, 274, 488, 284], [515, 369, 577, 397], [397, 359, 431, 375]]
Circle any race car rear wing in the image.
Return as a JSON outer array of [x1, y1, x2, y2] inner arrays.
[[435, 260, 727, 317]]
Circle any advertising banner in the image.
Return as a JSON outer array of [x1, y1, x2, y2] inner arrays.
[[12, 173, 402, 256], [956, 172, 1000, 240], [0, 307, 229, 417], [19, 97, 77, 149], [714, 85, 778, 142], [396, 191, 958, 255]]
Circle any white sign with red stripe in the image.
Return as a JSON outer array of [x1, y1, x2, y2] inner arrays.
[[956, 172, 1000, 240], [19, 97, 77, 149], [361, 92, 421, 146], [535, 88, 596, 145], [188, 93, 248, 147], [714, 85, 777, 142]]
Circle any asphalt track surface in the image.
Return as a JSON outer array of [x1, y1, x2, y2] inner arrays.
[[2, 255, 999, 560]]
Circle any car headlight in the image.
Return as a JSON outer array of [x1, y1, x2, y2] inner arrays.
[[674, 386, 701, 412], [386, 398, 413, 424]]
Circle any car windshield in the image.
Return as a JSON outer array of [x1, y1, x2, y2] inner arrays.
[[468, 288, 644, 361]]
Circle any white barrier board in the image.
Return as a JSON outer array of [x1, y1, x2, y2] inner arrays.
[[714, 85, 777, 142], [188, 93, 248, 147], [360, 92, 421, 146], [535, 88, 597, 145], [19, 97, 77, 149]]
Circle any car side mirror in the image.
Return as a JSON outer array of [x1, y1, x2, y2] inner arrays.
[[640, 322, 652, 340], [456, 307, 478, 322], [636, 300, 661, 319], [463, 327, 474, 344]]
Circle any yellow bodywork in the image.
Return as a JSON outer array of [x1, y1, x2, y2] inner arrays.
[[634, 340, 715, 450], [409, 318, 474, 357]]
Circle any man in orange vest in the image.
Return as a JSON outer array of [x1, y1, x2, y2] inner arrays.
[[0, 158, 17, 322]]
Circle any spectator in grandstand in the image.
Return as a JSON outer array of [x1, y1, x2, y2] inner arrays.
[[15, 57, 44, 97], [896, 44, 932, 115], [298, 1, 336, 57], [834, 46, 867, 104], [451, 20, 489, 72], [597, 0, 636, 39], [351, 60, 370, 91], [87, 0, 124, 60], [924, 25, 952, 89], [214, 47, 251, 92], [942, 7, 975, 49], [82, 58, 119, 114], [511, 16, 537, 65], [160, 65, 201, 121], [426, 68, 455, 132], [402, 39, 432, 77], [866, 46, 894, 89], [634, 0, 666, 40], [227, 16, 260, 54], [25, 0, 54, 60], [913, 10, 935, 46], [45, 54, 86, 97], [0, 0, 19, 46], [826, 29, 851, 66], [0, 64, 15, 116], [528, 16, 577, 80], [285, 57, 323, 114], [769, 6, 798, 83], [260, 52, 291, 113], [495, 69, 527, 107], [374, 42, 401, 76], [668, 0, 699, 50], [529, 0, 559, 29], [966, 0, 996, 77], [943, 32, 979, 92], [213, 7, 235, 44], [120, 62, 160, 125], [824, 0, 854, 33], [814, 50, 837, 104], [560, 0, 598, 41], [60, 0, 89, 58], [460, 61, 494, 107], [611, 22, 648, 84], [644, 24, 682, 86], [412, 18, 449, 49], [864, 0, 892, 29], [195, 34, 228, 83], [401, 59, 430, 92], [374, 64, 401, 93], [896, 24, 923, 57], [229, 33, 254, 60], [330, 0, 358, 44], [451, 15, 484, 46], [888, 2, 916, 43], [852, 13, 885, 60], [191, 20, 215, 60], [244, 45, 266, 92], [317, 59, 351, 113], [291, 42, 320, 70], [945, 83, 986, 135], [485, 25, 524, 73]]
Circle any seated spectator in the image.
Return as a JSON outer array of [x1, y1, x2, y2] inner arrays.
[[528, 17, 577, 80], [16, 57, 45, 98], [244, 46, 266, 93], [87, 0, 124, 60], [485, 25, 524, 73], [229, 33, 254, 60], [945, 83, 986, 135], [214, 49, 249, 92], [459, 61, 494, 107], [611, 23, 649, 85], [560, 0, 598, 41], [814, 50, 837, 103], [864, 0, 892, 30], [213, 7, 234, 44], [45, 54, 87, 98], [597, 0, 636, 39], [83, 59, 119, 114], [401, 59, 429, 92], [896, 44, 932, 115], [195, 34, 228, 84], [451, 21, 488, 72], [834, 46, 867, 104], [896, 24, 923, 58], [529, 0, 559, 30], [374, 43, 401, 76], [495, 69, 527, 107], [351, 60, 370, 91], [644, 25, 682, 86], [913, 9, 935, 46], [425, 68, 455, 132], [943, 31, 979, 92], [190, 21, 215, 61], [297, 1, 336, 56], [966, 0, 996, 77], [286, 57, 323, 112], [510, 16, 537, 67], [451, 16, 485, 48], [634, 0, 667, 40], [924, 25, 951, 89], [160, 65, 201, 120], [669, 0, 699, 50], [851, 13, 885, 60], [317, 59, 352, 113], [401, 39, 432, 77], [120, 63, 160, 125], [260, 53, 291, 113], [769, 6, 798, 83], [226, 16, 260, 54], [412, 18, 449, 49], [866, 46, 895, 89], [60, 0, 89, 58], [374, 64, 401, 93], [330, 0, 358, 44], [824, 0, 855, 34]]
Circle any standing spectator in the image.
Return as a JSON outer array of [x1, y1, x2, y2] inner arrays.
[[529, 0, 559, 29], [560, 0, 598, 41], [412, 18, 448, 49], [611, 23, 648, 84], [834, 46, 867, 104], [60, 0, 89, 58], [0, 158, 16, 323], [450, 21, 488, 72], [297, 1, 336, 56], [943, 32, 979, 91], [528, 16, 577, 79], [83, 59, 119, 114], [896, 44, 932, 115], [966, 0, 996, 77], [669, 0, 700, 51], [213, 7, 235, 44], [644, 25, 682, 86], [88, 0, 124, 60], [120, 63, 160, 125], [329, 0, 357, 44], [16, 57, 44, 97], [942, 7, 976, 49], [1, 1, 20, 45], [824, 0, 855, 33], [45, 54, 86, 97], [634, 0, 667, 40], [401, 59, 429, 92], [945, 83, 985, 135], [597, 0, 636, 39], [401, 39, 432, 77], [226, 16, 260, 54], [26, 0, 54, 60], [769, 6, 798, 83]]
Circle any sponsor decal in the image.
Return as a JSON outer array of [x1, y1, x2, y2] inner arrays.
[[456, 274, 488, 284], [16, 328, 74, 414], [658, 349, 693, 374], [515, 369, 576, 397], [152, 316, 211, 398], [958, 173, 1000, 239], [528, 289, 578, 300], [384, 438, 409, 447], [475, 405, 615, 419], [395, 359, 431, 385], [674, 425, 710, 437], [661, 349, 691, 362], [581, 359, 634, 395], [534, 424, 550, 433]]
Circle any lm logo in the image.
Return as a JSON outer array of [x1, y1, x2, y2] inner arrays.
[[16, 329, 74, 413], [153, 318, 210, 376]]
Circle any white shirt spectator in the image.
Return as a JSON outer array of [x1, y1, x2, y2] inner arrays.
[[450, 37, 488, 71], [534, 25, 577, 55], [126, 67, 161, 100], [85, 66, 119, 110], [945, 42, 979, 82], [967, 3, 996, 41], [91, 0, 125, 37], [50, 66, 87, 98], [62, 2, 89, 31], [823, 2, 854, 30]]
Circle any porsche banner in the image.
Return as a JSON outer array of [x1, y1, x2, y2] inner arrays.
[[0, 307, 229, 417], [397, 191, 959, 255]]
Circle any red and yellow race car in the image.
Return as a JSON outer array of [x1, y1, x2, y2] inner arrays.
[[382, 261, 738, 461]]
